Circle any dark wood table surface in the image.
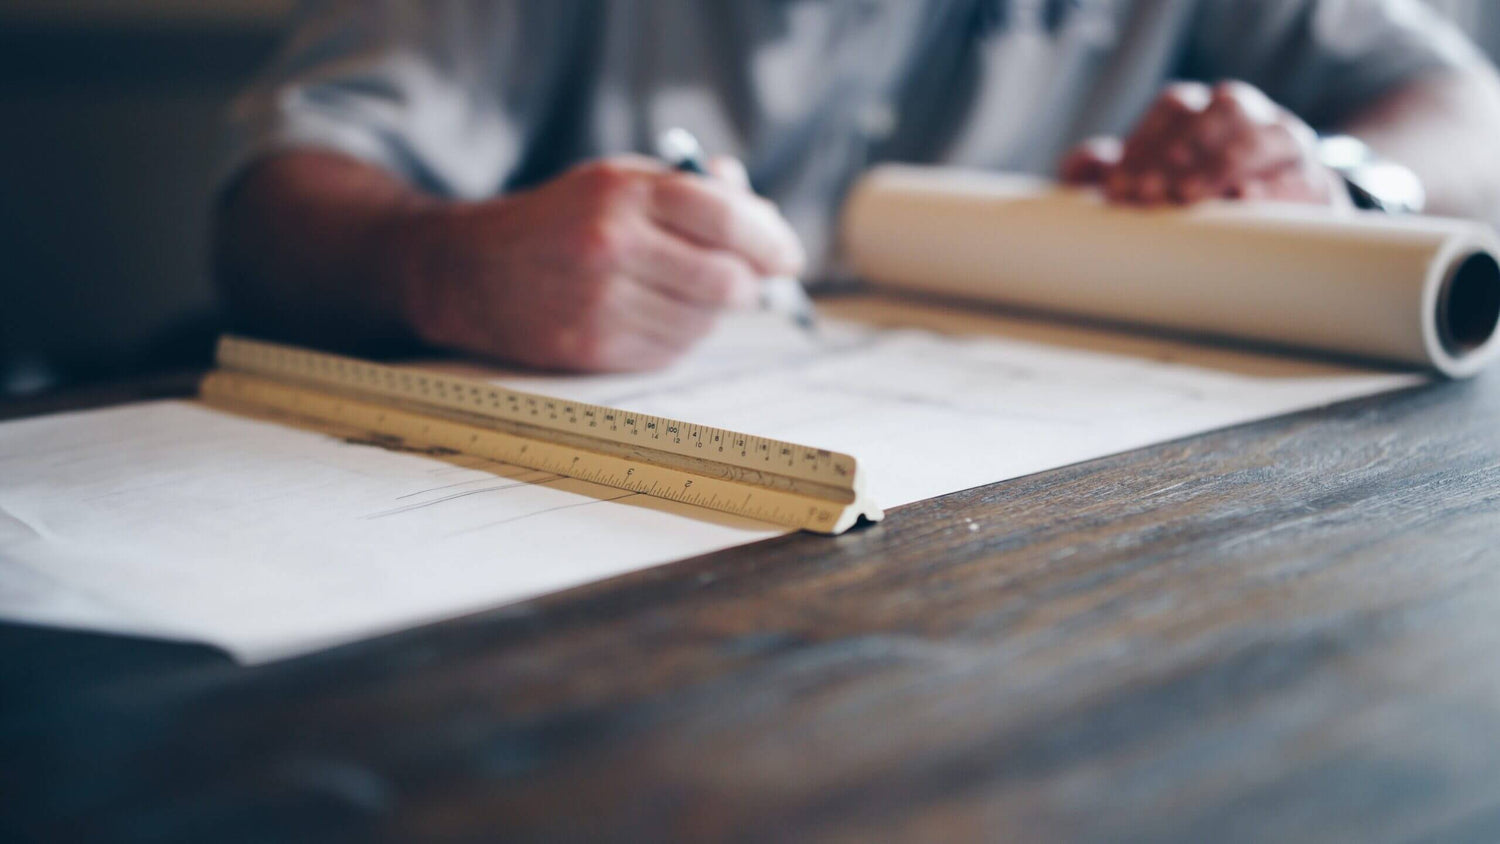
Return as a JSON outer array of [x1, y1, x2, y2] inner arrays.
[[4, 366, 1500, 843]]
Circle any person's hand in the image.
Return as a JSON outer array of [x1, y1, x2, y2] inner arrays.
[[1060, 80, 1349, 208], [394, 154, 805, 372]]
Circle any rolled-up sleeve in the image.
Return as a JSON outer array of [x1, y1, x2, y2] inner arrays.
[[1181, 0, 1489, 128], [223, 1, 538, 199]]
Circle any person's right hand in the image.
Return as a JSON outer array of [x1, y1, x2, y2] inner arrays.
[[395, 154, 805, 372]]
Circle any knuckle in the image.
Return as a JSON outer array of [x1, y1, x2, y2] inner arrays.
[[1211, 79, 1250, 100], [1215, 80, 1277, 123], [576, 159, 639, 203], [574, 219, 627, 268], [1083, 135, 1121, 156], [1162, 81, 1210, 111], [580, 158, 626, 183], [1154, 96, 1188, 118]]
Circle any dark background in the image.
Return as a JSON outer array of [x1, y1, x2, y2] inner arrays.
[[2, 0, 1499, 397], [0, 1, 290, 395]]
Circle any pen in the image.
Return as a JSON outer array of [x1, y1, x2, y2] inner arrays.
[[655, 128, 819, 333]]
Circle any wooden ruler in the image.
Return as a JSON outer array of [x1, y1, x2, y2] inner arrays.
[[199, 336, 880, 534]]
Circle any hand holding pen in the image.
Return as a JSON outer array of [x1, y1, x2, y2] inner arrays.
[[656, 128, 820, 333], [391, 142, 806, 372]]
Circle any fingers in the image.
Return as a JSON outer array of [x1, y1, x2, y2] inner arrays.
[[1102, 79, 1339, 209], [621, 224, 760, 309], [1059, 137, 1122, 185], [1108, 82, 1211, 203], [1190, 83, 1298, 200], [649, 173, 806, 276], [1165, 85, 1253, 202], [586, 276, 717, 372], [1234, 159, 1347, 205], [1208, 124, 1301, 198], [1124, 82, 1212, 170], [1207, 79, 1279, 126], [612, 277, 716, 348], [548, 273, 720, 372], [496, 154, 809, 372]]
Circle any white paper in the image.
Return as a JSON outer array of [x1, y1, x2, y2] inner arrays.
[[0, 297, 1420, 662], [844, 166, 1500, 377]]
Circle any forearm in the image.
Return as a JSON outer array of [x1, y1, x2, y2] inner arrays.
[[1340, 67, 1500, 225], [213, 151, 436, 352]]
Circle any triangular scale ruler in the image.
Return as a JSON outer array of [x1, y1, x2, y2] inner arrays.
[[200, 336, 881, 534]]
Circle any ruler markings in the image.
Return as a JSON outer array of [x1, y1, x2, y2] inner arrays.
[[217, 336, 855, 488], [202, 337, 881, 534]]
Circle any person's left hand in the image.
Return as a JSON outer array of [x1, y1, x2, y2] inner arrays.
[[1060, 80, 1350, 208]]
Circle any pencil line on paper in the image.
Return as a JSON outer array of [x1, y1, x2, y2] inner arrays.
[[447, 492, 641, 538], [364, 477, 566, 519], [395, 469, 556, 500]]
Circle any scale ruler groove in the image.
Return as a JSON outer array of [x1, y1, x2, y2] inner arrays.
[[201, 336, 880, 534]]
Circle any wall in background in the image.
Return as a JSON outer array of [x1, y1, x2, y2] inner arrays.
[[0, 2, 290, 394]]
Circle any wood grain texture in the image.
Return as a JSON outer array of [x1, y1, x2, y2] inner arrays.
[[3, 370, 1500, 843]]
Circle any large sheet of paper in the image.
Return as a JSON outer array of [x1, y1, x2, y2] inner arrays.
[[845, 166, 1500, 377], [0, 297, 1420, 662]]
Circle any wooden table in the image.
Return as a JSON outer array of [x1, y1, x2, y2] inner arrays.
[[4, 368, 1500, 842]]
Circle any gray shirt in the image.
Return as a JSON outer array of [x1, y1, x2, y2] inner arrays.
[[227, 0, 1483, 271]]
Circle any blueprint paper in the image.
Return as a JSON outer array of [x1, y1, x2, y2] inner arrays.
[[845, 166, 1500, 377], [0, 297, 1420, 662]]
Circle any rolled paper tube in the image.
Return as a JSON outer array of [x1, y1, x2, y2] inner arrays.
[[841, 165, 1500, 377]]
